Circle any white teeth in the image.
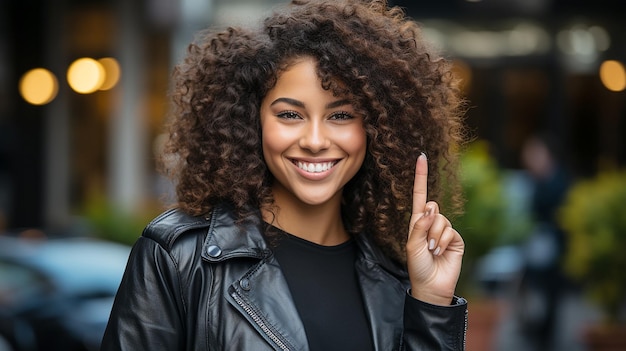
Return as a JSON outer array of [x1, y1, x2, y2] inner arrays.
[[297, 161, 335, 173]]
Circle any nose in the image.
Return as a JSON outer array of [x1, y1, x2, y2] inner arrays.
[[298, 120, 330, 153]]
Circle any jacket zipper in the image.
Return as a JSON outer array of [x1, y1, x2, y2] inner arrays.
[[463, 308, 468, 350], [231, 292, 291, 351]]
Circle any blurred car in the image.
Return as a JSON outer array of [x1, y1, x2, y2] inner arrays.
[[0, 235, 131, 351]]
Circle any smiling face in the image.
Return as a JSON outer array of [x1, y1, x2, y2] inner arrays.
[[260, 57, 367, 210]]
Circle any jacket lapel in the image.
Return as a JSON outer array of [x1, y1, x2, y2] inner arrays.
[[202, 204, 309, 351], [226, 258, 309, 351], [355, 233, 408, 351]]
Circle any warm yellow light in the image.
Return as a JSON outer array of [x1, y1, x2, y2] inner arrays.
[[98, 57, 121, 91], [67, 57, 105, 94], [452, 59, 472, 93], [19, 68, 58, 105], [599, 60, 626, 92]]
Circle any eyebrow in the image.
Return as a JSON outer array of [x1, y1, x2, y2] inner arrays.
[[269, 97, 352, 109]]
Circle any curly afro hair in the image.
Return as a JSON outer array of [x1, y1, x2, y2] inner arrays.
[[160, 0, 467, 261]]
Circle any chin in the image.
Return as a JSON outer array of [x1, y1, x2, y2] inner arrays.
[[294, 192, 338, 207]]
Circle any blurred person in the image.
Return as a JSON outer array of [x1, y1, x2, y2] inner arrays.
[[518, 132, 572, 351], [101, 0, 469, 350]]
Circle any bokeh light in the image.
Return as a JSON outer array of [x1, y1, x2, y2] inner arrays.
[[67, 57, 106, 94], [98, 57, 121, 91], [452, 59, 472, 93], [599, 60, 626, 92], [19, 68, 59, 105]]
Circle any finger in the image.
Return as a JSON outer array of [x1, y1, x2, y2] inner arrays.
[[421, 205, 445, 247], [408, 201, 438, 242], [411, 153, 429, 216], [431, 225, 458, 256]]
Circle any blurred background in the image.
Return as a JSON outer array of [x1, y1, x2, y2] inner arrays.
[[0, 0, 625, 350]]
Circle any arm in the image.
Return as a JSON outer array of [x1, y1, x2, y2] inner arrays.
[[100, 236, 186, 351], [404, 154, 467, 350], [403, 293, 467, 351]]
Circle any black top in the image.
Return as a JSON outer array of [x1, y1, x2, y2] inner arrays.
[[266, 226, 375, 351]]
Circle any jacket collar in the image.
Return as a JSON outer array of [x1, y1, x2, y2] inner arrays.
[[201, 203, 270, 263], [201, 203, 407, 280]]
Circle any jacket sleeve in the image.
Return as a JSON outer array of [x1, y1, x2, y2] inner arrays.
[[403, 293, 468, 351], [100, 236, 186, 351]]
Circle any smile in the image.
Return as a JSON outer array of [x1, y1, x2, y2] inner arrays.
[[294, 160, 337, 173]]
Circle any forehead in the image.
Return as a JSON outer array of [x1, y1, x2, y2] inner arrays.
[[272, 57, 320, 85], [267, 58, 331, 98], [278, 57, 353, 95]]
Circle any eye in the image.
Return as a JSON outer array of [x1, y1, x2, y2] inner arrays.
[[276, 111, 302, 120], [329, 111, 354, 121]]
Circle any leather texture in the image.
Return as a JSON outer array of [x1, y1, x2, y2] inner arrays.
[[101, 203, 467, 351]]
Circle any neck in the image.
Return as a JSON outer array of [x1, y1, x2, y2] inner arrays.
[[261, 187, 349, 246]]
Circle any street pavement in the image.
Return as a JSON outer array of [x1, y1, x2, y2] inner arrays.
[[490, 287, 603, 351]]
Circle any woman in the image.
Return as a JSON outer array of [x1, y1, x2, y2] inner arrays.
[[101, 0, 468, 350]]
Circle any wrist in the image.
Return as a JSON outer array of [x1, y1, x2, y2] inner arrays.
[[408, 288, 454, 306]]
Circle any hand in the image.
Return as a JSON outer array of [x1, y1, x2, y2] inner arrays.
[[406, 153, 464, 306]]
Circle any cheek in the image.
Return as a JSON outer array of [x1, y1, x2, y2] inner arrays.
[[261, 119, 288, 159], [261, 130, 276, 161], [342, 126, 367, 160]]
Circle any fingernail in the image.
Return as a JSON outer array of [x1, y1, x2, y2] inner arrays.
[[433, 247, 441, 256], [429, 239, 435, 250], [419, 152, 428, 160], [425, 206, 432, 217]]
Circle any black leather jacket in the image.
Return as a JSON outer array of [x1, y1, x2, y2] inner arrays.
[[101, 203, 467, 351]]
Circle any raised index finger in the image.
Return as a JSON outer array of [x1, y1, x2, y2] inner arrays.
[[412, 153, 428, 215]]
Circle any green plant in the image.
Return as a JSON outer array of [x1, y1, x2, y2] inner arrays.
[[559, 169, 626, 324], [454, 140, 507, 295], [81, 193, 162, 246]]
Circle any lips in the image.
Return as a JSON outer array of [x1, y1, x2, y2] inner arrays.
[[293, 160, 338, 173]]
